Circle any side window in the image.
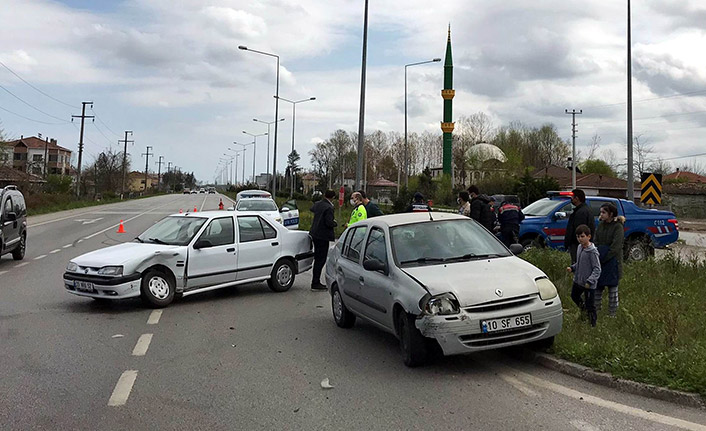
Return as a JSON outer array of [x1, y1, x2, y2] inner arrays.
[[14, 195, 25, 215], [559, 202, 573, 215], [3, 197, 13, 216], [260, 217, 277, 239], [364, 228, 388, 266], [336, 229, 350, 253], [284, 199, 298, 210], [238, 216, 265, 242], [198, 217, 234, 246], [344, 226, 368, 263], [588, 200, 611, 218]]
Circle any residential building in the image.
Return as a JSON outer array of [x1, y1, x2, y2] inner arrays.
[[128, 171, 159, 192], [664, 168, 706, 184], [2, 135, 72, 176], [533, 165, 640, 199]]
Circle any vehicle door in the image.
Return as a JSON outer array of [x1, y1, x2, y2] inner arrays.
[[336, 225, 368, 313], [280, 199, 299, 230], [588, 198, 615, 227], [186, 216, 237, 288], [358, 227, 392, 327], [236, 215, 278, 280], [1, 195, 20, 252], [547, 201, 573, 249]]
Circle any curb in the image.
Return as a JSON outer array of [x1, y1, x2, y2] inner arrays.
[[511, 348, 705, 410]]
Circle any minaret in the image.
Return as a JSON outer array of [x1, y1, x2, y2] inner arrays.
[[441, 25, 454, 176]]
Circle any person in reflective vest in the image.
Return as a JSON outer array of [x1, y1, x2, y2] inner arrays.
[[347, 191, 367, 226]]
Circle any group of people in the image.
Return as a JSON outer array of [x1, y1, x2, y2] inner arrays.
[[563, 189, 623, 327], [455, 185, 524, 248]]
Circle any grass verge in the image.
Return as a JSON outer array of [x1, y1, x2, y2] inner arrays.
[[26, 193, 164, 217], [522, 248, 706, 397]]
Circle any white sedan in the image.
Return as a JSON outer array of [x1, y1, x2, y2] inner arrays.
[[63, 211, 314, 307], [326, 212, 562, 366], [231, 198, 300, 230]]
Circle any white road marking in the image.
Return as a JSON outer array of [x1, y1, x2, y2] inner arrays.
[[502, 364, 706, 431], [499, 372, 539, 397], [83, 200, 176, 240], [147, 310, 162, 325], [570, 419, 602, 431], [108, 370, 138, 407], [74, 217, 103, 225], [0, 271, 7, 276], [62, 244, 72, 248], [199, 193, 208, 211], [50, 249, 61, 254], [132, 334, 153, 356], [34, 255, 47, 260], [15, 262, 29, 268]]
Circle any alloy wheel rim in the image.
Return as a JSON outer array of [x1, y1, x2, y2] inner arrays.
[[148, 276, 169, 300], [276, 265, 292, 286], [630, 245, 645, 261], [20, 235, 25, 253], [333, 291, 343, 321]]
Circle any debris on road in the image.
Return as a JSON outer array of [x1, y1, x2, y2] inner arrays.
[[320, 378, 334, 389], [111, 334, 124, 338]]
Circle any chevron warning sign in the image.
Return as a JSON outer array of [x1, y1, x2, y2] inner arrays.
[[641, 172, 662, 205]]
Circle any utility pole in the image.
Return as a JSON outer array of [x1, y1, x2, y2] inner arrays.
[[71, 101, 94, 197], [142, 146, 153, 192], [355, 0, 369, 190], [119, 130, 134, 198], [565, 109, 582, 190], [156, 156, 164, 191], [167, 161, 173, 191], [626, 0, 634, 201]]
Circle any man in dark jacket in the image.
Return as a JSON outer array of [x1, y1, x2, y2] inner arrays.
[[309, 189, 337, 291], [358, 190, 383, 217], [406, 192, 431, 212], [468, 185, 495, 231], [498, 200, 525, 247], [564, 189, 596, 264]]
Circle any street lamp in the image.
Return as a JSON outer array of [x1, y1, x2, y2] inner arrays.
[[242, 131, 267, 186], [253, 117, 285, 188], [405, 58, 441, 188], [226, 147, 242, 185], [239, 45, 280, 194], [274, 95, 316, 197], [232, 141, 254, 184]]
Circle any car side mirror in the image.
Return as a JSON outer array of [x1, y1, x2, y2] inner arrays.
[[193, 239, 213, 250], [363, 259, 387, 273], [4, 211, 17, 222], [280, 207, 290, 213], [509, 243, 524, 255], [553, 211, 567, 220]]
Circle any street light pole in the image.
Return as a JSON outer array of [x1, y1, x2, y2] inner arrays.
[[404, 58, 441, 188], [243, 131, 267, 187], [239, 45, 280, 194], [274, 96, 316, 197], [254, 117, 285, 190], [355, 0, 369, 191]]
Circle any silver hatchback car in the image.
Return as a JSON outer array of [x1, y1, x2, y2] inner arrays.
[[325, 212, 562, 367]]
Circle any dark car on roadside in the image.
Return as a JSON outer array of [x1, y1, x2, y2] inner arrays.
[[0, 185, 27, 260]]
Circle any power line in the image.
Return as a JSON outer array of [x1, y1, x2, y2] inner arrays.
[[582, 108, 706, 125], [90, 107, 121, 138], [0, 59, 78, 109], [0, 83, 70, 123], [92, 121, 116, 147], [583, 88, 706, 110], [0, 105, 69, 125]]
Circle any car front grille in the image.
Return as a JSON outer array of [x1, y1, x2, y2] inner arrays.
[[459, 322, 548, 348], [463, 294, 537, 314]]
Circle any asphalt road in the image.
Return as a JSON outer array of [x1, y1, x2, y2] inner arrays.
[[1, 193, 705, 430]]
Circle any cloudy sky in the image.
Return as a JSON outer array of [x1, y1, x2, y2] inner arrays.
[[1, 0, 705, 183]]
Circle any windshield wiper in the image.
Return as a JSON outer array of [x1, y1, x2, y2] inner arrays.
[[135, 237, 144, 243], [456, 253, 503, 260], [400, 257, 445, 265], [148, 237, 169, 245]]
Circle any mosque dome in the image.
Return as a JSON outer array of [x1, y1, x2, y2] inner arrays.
[[468, 143, 506, 163]]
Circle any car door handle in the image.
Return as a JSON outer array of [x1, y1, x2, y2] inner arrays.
[[226, 248, 235, 253], [271, 242, 279, 246], [359, 276, 364, 284], [337, 267, 344, 275]]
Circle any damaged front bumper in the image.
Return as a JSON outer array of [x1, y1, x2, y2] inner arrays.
[[415, 295, 563, 356]]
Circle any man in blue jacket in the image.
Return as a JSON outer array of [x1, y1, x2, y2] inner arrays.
[[309, 190, 337, 291]]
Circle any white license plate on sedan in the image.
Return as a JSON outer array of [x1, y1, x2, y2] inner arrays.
[[75, 281, 95, 292], [481, 314, 532, 333]]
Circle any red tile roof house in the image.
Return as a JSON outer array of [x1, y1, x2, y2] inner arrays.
[[3, 135, 72, 176]]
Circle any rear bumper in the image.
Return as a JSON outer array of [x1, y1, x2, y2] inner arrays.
[[63, 272, 142, 299], [295, 251, 314, 273]]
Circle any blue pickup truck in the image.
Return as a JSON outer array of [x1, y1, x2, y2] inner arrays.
[[519, 192, 679, 261]]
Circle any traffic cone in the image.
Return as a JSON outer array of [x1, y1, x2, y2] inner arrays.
[[218, 199, 224, 210], [194, 206, 198, 212], [117, 220, 126, 234]]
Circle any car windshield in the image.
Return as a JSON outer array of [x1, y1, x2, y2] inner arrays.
[[137, 216, 207, 245], [522, 198, 567, 216], [236, 199, 278, 211], [390, 219, 511, 266]]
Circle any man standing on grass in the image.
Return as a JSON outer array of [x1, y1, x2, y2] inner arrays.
[[309, 189, 337, 291], [564, 189, 595, 264]]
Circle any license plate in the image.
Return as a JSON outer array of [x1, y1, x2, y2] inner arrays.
[[75, 281, 95, 292], [283, 217, 299, 226], [481, 314, 532, 333]]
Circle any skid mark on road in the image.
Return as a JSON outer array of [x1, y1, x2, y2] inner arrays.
[[494, 363, 706, 431], [147, 310, 162, 325], [108, 370, 138, 407], [132, 334, 153, 356]]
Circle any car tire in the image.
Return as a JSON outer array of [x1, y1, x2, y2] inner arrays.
[[397, 312, 429, 367], [521, 237, 542, 251], [531, 335, 554, 351], [140, 269, 174, 308], [625, 238, 651, 262], [331, 285, 356, 328], [267, 259, 295, 292], [11, 232, 26, 261]]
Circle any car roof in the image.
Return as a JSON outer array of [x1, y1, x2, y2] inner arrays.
[[357, 211, 467, 228]]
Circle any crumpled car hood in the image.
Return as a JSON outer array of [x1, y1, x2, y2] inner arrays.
[[402, 256, 547, 306], [70, 242, 182, 268]]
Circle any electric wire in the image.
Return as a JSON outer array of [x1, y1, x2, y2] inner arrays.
[[0, 59, 78, 109], [582, 89, 706, 110], [0, 83, 70, 123], [90, 107, 121, 138], [92, 121, 117, 147], [0, 105, 69, 125]]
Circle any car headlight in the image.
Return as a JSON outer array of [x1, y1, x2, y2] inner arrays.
[[420, 292, 460, 316], [536, 278, 558, 300], [66, 262, 78, 272], [98, 266, 123, 276]]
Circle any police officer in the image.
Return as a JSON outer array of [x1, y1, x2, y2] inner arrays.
[[406, 192, 431, 212], [497, 200, 525, 247], [347, 191, 367, 226]]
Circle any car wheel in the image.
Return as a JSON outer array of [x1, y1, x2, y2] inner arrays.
[[11, 232, 26, 260], [530, 335, 554, 351], [625, 238, 651, 261], [331, 285, 356, 328], [521, 237, 542, 251], [140, 269, 174, 308], [397, 312, 429, 367], [267, 259, 295, 292]]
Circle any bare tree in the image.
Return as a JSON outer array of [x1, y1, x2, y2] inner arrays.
[[632, 134, 654, 176], [586, 133, 601, 161]]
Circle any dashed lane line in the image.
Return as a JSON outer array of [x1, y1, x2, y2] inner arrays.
[[199, 193, 208, 212], [50, 249, 61, 254], [14, 262, 29, 268], [33, 255, 47, 260], [132, 334, 153, 356], [108, 370, 138, 407], [147, 310, 162, 325], [62, 244, 72, 248], [83, 200, 176, 240], [0, 271, 7, 276]]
